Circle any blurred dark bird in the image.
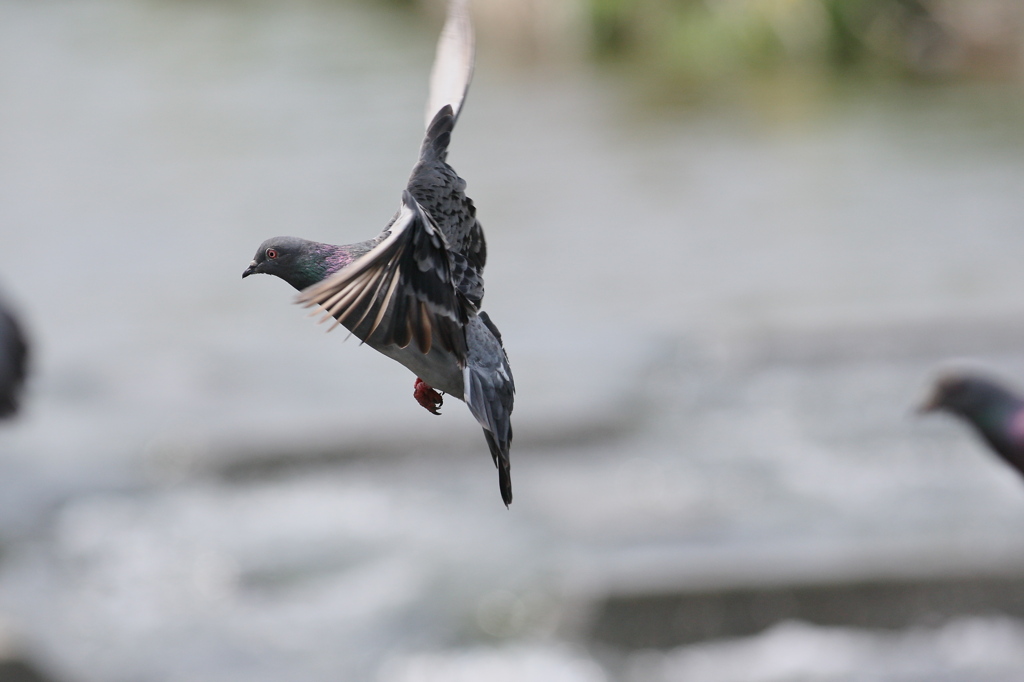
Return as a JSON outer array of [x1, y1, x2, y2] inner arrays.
[[243, 0, 514, 505], [919, 372, 1024, 479], [0, 296, 28, 419]]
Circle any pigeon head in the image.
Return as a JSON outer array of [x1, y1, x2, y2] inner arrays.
[[919, 372, 1020, 420], [920, 371, 1024, 477], [243, 236, 335, 291]]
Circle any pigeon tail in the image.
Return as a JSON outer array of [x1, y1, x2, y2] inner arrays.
[[466, 367, 513, 506], [463, 312, 515, 506], [485, 428, 513, 507]]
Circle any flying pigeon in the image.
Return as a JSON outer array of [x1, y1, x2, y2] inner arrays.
[[243, 0, 515, 505], [0, 295, 28, 419], [919, 371, 1024, 479]]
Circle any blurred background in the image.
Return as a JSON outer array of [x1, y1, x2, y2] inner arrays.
[[2, 0, 1024, 680]]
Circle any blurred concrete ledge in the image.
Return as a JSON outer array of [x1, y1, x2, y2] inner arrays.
[[562, 532, 1024, 649], [590, 572, 1024, 649], [713, 314, 1024, 368]]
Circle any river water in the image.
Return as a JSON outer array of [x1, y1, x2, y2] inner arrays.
[[2, 1, 1024, 680]]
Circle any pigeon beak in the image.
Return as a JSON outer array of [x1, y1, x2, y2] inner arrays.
[[242, 260, 258, 279], [916, 390, 941, 415]]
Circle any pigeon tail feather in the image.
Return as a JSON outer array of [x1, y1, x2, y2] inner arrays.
[[463, 317, 515, 505], [484, 428, 513, 507]]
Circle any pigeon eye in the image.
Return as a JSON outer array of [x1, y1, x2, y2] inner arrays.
[[266, 248, 278, 260]]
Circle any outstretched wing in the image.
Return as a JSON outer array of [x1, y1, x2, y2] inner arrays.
[[296, 191, 473, 365], [425, 0, 474, 129], [409, 106, 487, 309], [411, 1, 486, 307]]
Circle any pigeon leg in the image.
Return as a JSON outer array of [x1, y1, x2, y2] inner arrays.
[[414, 378, 444, 415]]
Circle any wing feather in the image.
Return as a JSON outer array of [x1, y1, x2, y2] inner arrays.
[[426, 0, 474, 129], [317, 269, 377, 328], [296, 191, 471, 365]]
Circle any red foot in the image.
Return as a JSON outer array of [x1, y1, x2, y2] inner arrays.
[[414, 378, 444, 415]]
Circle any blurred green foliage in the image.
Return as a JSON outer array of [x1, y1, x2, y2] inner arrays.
[[587, 0, 1021, 85]]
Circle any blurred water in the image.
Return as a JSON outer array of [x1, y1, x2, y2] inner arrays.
[[2, 1, 1024, 680]]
